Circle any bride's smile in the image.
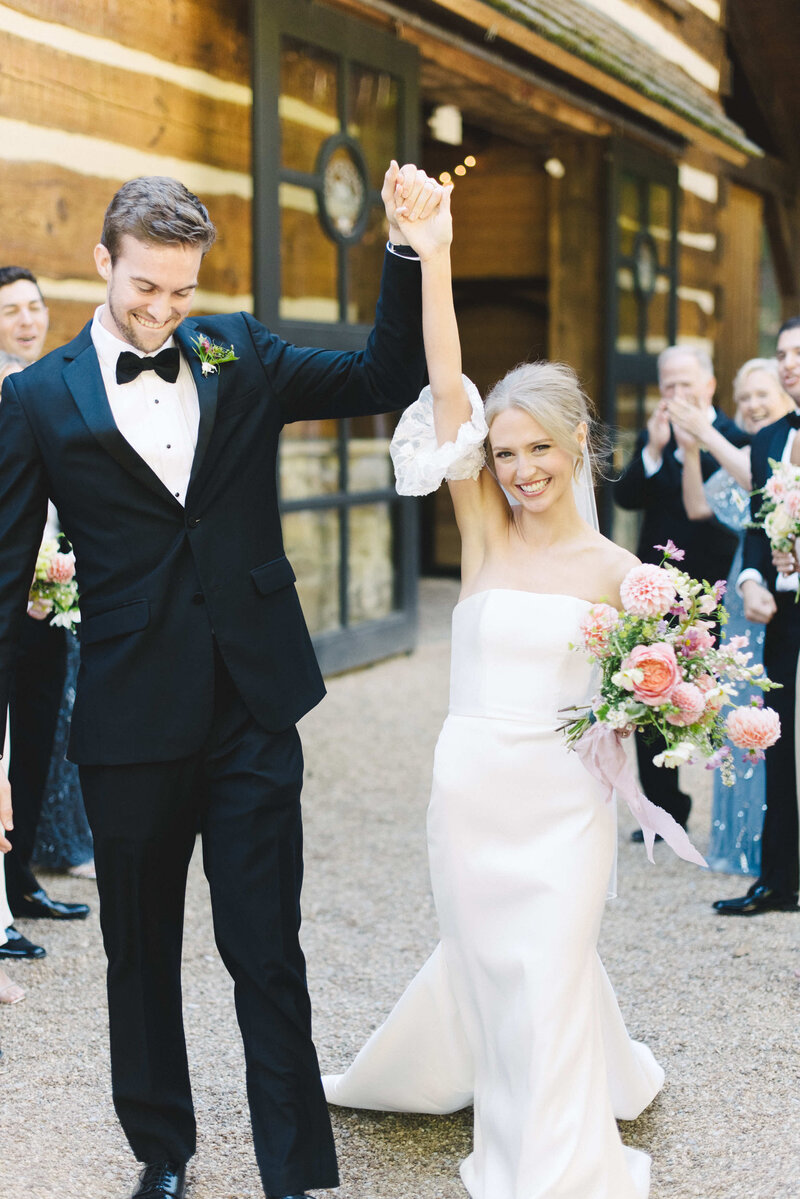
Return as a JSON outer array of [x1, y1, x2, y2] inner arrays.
[[490, 407, 577, 512]]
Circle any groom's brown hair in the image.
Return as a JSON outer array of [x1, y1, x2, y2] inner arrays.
[[101, 177, 217, 262]]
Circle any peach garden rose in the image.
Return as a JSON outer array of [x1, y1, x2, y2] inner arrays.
[[620, 642, 680, 707]]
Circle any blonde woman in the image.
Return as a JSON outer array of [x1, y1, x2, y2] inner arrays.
[[324, 187, 664, 1197]]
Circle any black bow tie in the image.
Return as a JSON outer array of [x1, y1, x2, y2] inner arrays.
[[786, 411, 800, 429], [116, 347, 180, 386]]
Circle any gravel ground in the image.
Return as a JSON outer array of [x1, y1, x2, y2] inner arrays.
[[2, 578, 799, 1199]]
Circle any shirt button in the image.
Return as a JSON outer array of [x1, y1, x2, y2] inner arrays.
[[166, 444, 171, 449], [155, 399, 160, 404]]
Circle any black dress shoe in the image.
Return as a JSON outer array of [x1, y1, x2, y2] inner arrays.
[[131, 1161, 186, 1199], [12, 888, 90, 920], [713, 885, 799, 916], [0, 925, 46, 958]]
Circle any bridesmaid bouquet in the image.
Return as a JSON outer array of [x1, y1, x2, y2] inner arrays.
[[561, 542, 781, 863], [29, 538, 80, 632], [750, 458, 800, 598]]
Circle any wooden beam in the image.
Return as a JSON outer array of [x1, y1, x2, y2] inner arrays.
[[404, 26, 611, 139], [418, 0, 749, 165]]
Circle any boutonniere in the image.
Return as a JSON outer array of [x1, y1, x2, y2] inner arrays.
[[191, 333, 239, 376]]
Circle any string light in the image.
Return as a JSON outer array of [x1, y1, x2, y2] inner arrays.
[[438, 157, 477, 185]]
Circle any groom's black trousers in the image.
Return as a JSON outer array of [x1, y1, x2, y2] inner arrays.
[[79, 649, 338, 1195]]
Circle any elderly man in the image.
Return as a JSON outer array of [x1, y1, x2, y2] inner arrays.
[[0, 267, 88, 965], [614, 345, 749, 835], [715, 317, 800, 915]]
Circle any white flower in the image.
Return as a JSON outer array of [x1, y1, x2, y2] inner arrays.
[[201, 361, 217, 376], [653, 741, 695, 768], [765, 505, 796, 543]]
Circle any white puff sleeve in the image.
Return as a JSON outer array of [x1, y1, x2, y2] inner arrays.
[[390, 376, 488, 497]]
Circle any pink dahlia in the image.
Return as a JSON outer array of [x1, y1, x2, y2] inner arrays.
[[580, 603, 620, 654], [46, 551, 76, 583], [726, 706, 781, 751], [665, 682, 706, 726], [622, 642, 681, 706], [619, 564, 676, 617]]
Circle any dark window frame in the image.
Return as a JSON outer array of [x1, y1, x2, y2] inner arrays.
[[252, 0, 421, 674]]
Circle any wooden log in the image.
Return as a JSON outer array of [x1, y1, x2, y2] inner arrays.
[[0, 31, 251, 174], [4, 0, 250, 87], [0, 162, 251, 297], [547, 134, 605, 406]]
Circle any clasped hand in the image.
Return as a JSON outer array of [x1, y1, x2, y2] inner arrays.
[[382, 160, 452, 260]]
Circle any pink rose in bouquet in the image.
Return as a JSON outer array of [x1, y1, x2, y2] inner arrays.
[[619, 564, 676, 617], [621, 642, 680, 706], [580, 603, 619, 655]]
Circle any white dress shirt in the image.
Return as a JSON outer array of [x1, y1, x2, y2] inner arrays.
[[91, 308, 199, 506]]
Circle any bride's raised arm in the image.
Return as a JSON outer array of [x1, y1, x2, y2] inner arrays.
[[390, 179, 506, 548]]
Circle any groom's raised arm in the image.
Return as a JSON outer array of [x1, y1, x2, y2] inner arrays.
[[243, 247, 426, 425], [245, 163, 446, 425]]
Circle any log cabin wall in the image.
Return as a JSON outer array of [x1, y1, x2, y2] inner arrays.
[[0, 0, 253, 353]]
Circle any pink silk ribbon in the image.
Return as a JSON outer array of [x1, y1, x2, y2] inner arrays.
[[574, 722, 707, 867]]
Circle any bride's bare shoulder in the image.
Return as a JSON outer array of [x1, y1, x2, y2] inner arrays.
[[582, 531, 639, 605]]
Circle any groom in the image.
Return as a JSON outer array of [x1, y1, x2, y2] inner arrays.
[[0, 165, 433, 1198]]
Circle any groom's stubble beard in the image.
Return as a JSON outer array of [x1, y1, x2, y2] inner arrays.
[[105, 278, 187, 354]]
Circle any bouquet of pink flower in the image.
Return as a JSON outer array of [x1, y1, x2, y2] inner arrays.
[[560, 542, 781, 864], [29, 538, 80, 632], [750, 458, 800, 598]]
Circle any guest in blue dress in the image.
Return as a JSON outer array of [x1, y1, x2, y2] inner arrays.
[[669, 357, 794, 875], [33, 632, 94, 878]]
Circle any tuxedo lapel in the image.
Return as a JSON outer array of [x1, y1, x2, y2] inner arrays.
[[176, 321, 219, 492], [63, 330, 182, 508]]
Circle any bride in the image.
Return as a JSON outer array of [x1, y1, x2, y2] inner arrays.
[[324, 183, 665, 1196]]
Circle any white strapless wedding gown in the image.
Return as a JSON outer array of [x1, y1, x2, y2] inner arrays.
[[324, 591, 664, 1198]]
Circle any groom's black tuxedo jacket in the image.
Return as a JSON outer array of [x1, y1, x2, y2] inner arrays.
[[742, 413, 797, 590], [0, 253, 425, 765], [614, 412, 750, 584]]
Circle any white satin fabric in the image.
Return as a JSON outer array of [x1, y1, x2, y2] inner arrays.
[[325, 591, 664, 1198]]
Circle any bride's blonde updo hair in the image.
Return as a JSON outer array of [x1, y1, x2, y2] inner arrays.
[[483, 361, 603, 478]]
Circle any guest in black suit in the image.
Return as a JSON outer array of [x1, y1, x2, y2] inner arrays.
[[0, 165, 435, 1199], [0, 267, 86, 956], [715, 317, 800, 916], [614, 345, 749, 834]]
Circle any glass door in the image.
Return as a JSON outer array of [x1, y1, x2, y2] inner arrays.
[[604, 140, 679, 543], [253, 1, 419, 673]]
